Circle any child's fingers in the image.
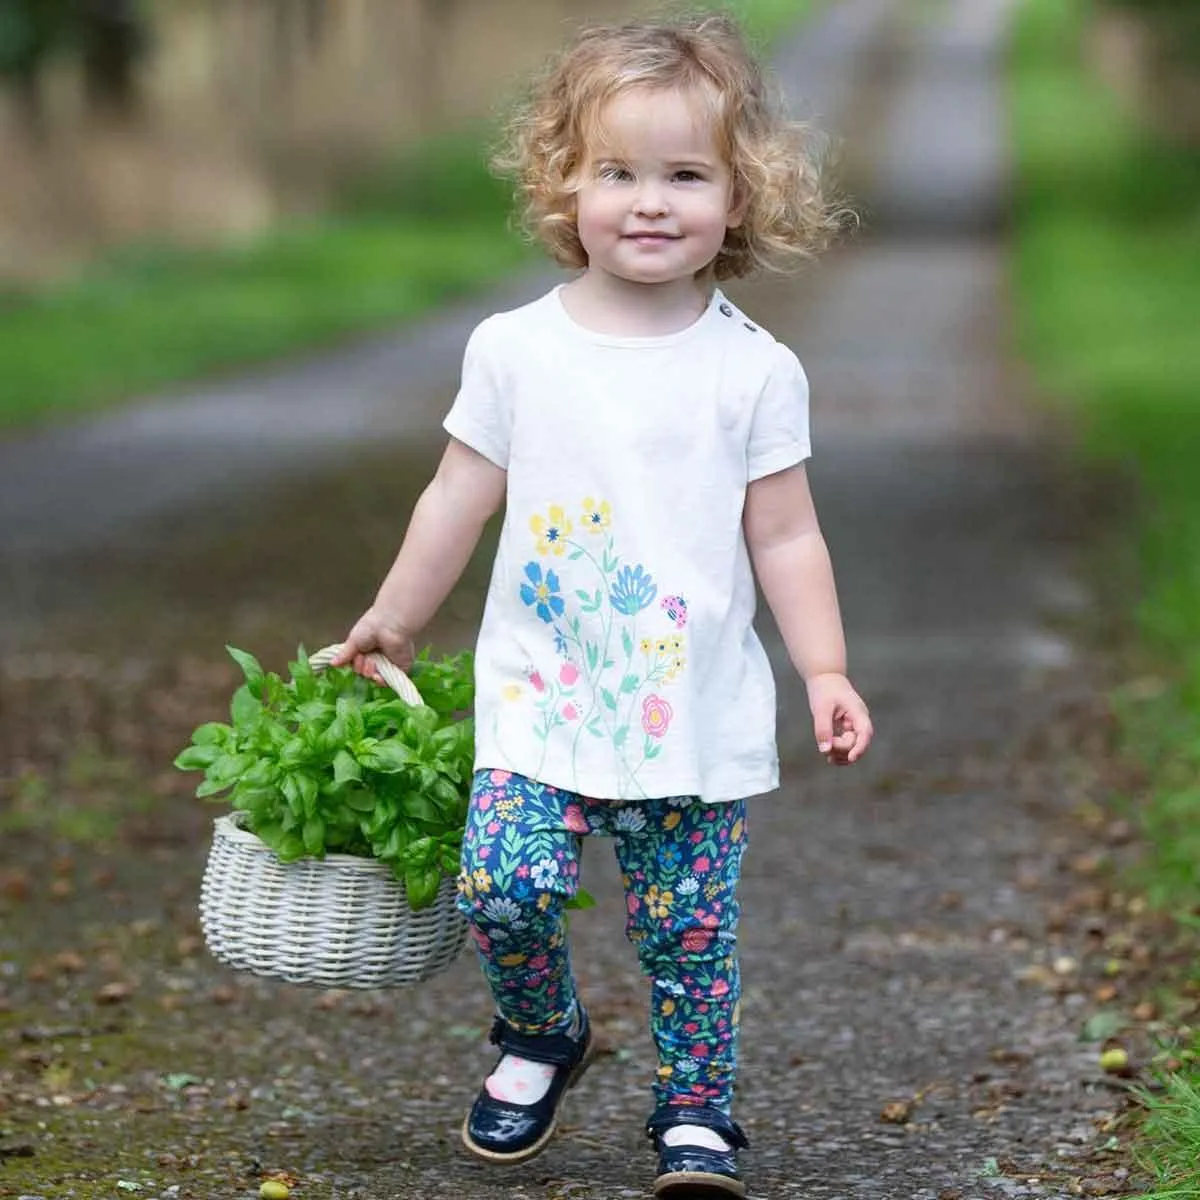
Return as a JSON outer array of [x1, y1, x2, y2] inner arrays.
[[843, 709, 874, 762], [813, 706, 836, 754]]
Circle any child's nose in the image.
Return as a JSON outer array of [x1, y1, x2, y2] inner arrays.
[[633, 182, 669, 216]]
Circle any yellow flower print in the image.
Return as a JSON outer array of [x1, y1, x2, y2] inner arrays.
[[663, 810, 682, 831], [704, 880, 722, 901], [499, 952, 527, 967], [502, 684, 522, 701], [669, 635, 684, 654], [731, 817, 744, 842], [457, 870, 474, 902], [661, 997, 676, 1016], [581, 497, 612, 533], [537, 892, 553, 911], [472, 868, 492, 893], [530, 505, 572, 555], [654, 639, 669, 655], [665, 655, 687, 682], [656, 1065, 674, 1080], [496, 796, 524, 821], [646, 885, 674, 920], [639, 638, 653, 655]]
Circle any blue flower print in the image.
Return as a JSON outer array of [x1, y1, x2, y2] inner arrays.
[[657, 842, 683, 870], [610, 564, 657, 615], [520, 562, 566, 624]]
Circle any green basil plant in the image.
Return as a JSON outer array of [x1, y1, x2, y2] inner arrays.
[[174, 645, 474, 911]]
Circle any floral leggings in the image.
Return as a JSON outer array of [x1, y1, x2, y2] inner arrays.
[[456, 768, 748, 1112]]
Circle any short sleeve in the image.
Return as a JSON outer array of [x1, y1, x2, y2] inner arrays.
[[442, 318, 510, 469], [746, 343, 811, 481]]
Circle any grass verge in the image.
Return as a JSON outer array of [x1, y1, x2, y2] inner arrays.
[[0, 0, 815, 432], [1011, 0, 1200, 1193]]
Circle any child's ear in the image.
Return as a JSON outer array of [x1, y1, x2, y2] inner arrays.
[[727, 183, 749, 229]]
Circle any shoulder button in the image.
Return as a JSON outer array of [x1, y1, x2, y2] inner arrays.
[[718, 302, 734, 317], [743, 322, 757, 333]]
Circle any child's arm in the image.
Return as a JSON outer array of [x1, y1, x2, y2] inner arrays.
[[331, 437, 506, 679], [744, 463, 873, 765]]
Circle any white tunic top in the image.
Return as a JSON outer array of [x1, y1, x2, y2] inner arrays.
[[443, 285, 811, 803]]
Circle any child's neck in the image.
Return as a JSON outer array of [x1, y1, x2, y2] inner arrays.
[[560, 270, 713, 337]]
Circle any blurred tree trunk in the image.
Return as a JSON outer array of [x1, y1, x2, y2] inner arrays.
[[78, 0, 147, 116]]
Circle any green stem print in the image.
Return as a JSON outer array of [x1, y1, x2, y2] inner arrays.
[[519, 499, 688, 795]]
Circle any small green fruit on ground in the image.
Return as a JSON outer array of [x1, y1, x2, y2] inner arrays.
[[260, 1182, 290, 1200], [1099, 1047, 1129, 1074]]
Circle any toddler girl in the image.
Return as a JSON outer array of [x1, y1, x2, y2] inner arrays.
[[334, 13, 872, 1198]]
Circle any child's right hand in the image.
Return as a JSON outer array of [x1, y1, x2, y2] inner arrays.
[[329, 607, 416, 683]]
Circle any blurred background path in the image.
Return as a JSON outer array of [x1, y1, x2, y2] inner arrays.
[[0, 3, 1122, 1198]]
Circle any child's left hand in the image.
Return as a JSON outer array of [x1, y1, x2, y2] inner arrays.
[[806, 673, 873, 765]]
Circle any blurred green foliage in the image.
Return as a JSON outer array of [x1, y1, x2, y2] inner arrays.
[[1012, 3, 1200, 1184], [0, 132, 531, 429], [0, 0, 147, 109], [1014, 0, 1200, 1185]]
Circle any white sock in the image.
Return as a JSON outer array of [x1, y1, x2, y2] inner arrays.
[[484, 1054, 556, 1103], [484, 1007, 581, 1105], [661, 1124, 732, 1152]]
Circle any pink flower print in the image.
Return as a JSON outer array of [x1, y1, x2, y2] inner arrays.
[[690, 831, 704, 844], [489, 769, 511, 786], [487, 820, 501, 835], [516, 864, 530, 877], [563, 805, 589, 834], [711, 978, 730, 997], [478, 846, 490, 859], [528, 954, 549, 971], [661, 594, 688, 629], [681, 928, 713, 953], [694, 855, 711, 873], [627, 894, 642, 915], [559, 662, 579, 686], [477, 793, 493, 812], [528, 670, 545, 693], [691, 1043, 710, 1059], [471, 929, 492, 954], [562, 702, 579, 721], [642, 695, 673, 739], [683, 1022, 700, 1035]]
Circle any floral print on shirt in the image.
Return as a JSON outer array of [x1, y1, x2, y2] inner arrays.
[[500, 499, 688, 795], [457, 768, 748, 1113]]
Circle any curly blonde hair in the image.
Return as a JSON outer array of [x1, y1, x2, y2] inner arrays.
[[492, 12, 846, 280]]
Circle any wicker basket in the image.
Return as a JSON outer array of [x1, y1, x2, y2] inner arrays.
[[197, 644, 470, 989]]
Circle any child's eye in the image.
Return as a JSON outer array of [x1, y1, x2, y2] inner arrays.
[[598, 164, 632, 182], [674, 170, 703, 183]]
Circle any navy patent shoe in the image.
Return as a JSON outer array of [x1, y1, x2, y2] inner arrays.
[[461, 1009, 593, 1164], [646, 1104, 749, 1199]]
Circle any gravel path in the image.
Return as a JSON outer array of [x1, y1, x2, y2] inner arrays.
[[0, 3, 1125, 1198]]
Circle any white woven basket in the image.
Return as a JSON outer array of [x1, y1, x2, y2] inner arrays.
[[197, 644, 470, 989]]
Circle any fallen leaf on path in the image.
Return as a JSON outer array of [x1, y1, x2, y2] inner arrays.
[[95, 980, 135, 1004], [880, 1099, 915, 1124]]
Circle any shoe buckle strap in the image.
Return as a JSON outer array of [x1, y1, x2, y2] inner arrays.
[[645, 1104, 749, 1149], [488, 1015, 583, 1067]]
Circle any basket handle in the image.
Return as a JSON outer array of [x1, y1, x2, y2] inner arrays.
[[308, 643, 423, 708]]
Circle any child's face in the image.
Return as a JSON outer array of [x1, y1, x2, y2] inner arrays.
[[575, 86, 743, 288]]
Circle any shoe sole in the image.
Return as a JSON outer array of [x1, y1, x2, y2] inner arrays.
[[459, 1040, 597, 1165], [654, 1170, 747, 1199]]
